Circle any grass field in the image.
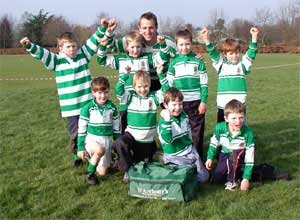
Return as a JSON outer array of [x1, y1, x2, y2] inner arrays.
[[0, 53, 299, 219]]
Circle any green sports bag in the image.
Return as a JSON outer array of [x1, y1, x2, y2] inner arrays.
[[128, 161, 198, 202]]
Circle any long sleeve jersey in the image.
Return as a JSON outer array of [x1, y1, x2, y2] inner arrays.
[[207, 121, 255, 180], [206, 42, 258, 109], [166, 52, 208, 103], [97, 42, 170, 111], [24, 26, 111, 117], [157, 111, 193, 155], [106, 34, 177, 80], [115, 73, 168, 143], [77, 99, 120, 151]]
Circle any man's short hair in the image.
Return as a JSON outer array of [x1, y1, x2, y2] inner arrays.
[[224, 99, 246, 117], [139, 11, 158, 28], [57, 32, 77, 47], [164, 87, 184, 104], [175, 29, 193, 44], [133, 70, 151, 87], [91, 77, 110, 92]]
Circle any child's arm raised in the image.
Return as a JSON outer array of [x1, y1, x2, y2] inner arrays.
[[20, 37, 57, 71], [241, 27, 259, 75], [79, 19, 112, 62], [250, 27, 259, 43]]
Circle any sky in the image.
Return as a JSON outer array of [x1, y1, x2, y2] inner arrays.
[[3, 0, 289, 27]]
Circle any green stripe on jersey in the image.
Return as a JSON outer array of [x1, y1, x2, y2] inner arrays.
[[57, 75, 91, 89]]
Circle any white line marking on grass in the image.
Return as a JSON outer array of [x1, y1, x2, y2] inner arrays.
[[0, 76, 119, 80], [253, 63, 300, 70]]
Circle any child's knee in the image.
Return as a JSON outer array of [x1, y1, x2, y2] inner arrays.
[[97, 166, 108, 176]]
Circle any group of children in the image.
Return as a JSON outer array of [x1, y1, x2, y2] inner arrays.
[[20, 12, 259, 191]]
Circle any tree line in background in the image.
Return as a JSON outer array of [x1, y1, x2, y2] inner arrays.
[[0, 0, 299, 49]]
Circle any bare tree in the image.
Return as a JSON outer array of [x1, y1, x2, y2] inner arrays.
[[276, 0, 300, 45], [0, 15, 14, 48], [228, 18, 254, 43], [42, 16, 72, 47], [254, 8, 274, 45]]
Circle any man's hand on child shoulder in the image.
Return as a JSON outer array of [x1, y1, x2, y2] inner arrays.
[[160, 109, 171, 121], [20, 37, 30, 46]]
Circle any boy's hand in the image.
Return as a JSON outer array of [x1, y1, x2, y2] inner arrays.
[[205, 159, 213, 170], [77, 151, 89, 160], [240, 179, 250, 191], [200, 28, 210, 44], [20, 37, 30, 46], [107, 18, 117, 33], [157, 35, 165, 44], [100, 18, 109, 28], [156, 64, 164, 74], [160, 109, 171, 121], [250, 27, 259, 42], [198, 102, 206, 115]]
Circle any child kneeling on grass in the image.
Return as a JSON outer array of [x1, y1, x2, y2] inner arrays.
[[205, 99, 255, 191], [157, 87, 209, 183], [77, 77, 120, 185], [113, 66, 168, 183]]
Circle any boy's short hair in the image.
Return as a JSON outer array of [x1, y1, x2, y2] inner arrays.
[[57, 32, 77, 47], [224, 99, 246, 117], [221, 38, 241, 53], [133, 70, 151, 87], [125, 31, 144, 46], [91, 77, 110, 92], [164, 87, 184, 104], [139, 11, 158, 28], [175, 29, 192, 44]]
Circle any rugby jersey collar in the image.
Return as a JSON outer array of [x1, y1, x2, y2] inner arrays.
[[92, 99, 112, 114], [224, 121, 246, 140]]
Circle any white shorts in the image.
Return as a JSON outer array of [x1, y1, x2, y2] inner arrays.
[[85, 134, 111, 168]]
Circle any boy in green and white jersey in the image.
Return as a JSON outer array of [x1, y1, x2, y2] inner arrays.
[[205, 99, 255, 191], [97, 31, 169, 133], [19, 19, 114, 167], [200, 27, 259, 122], [77, 77, 120, 185], [166, 29, 208, 160], [158, 87, 209, 183], [113, 67, 168, 183]]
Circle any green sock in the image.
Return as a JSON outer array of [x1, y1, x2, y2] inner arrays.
[[73, 153, 81, 161], [87, 163, 96, 174]]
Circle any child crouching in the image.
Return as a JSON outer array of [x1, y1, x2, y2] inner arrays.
[[157, 87, 209, 183], [205, 99, 255, 191], [77, 77, 120, 185]]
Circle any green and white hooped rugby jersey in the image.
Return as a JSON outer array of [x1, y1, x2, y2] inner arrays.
[[206, 42, 258, 109], [24, 26, 110, 117], [77, 99, 120, 152], [167, 52, 208, 103], [207, 121, 255, 180]]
